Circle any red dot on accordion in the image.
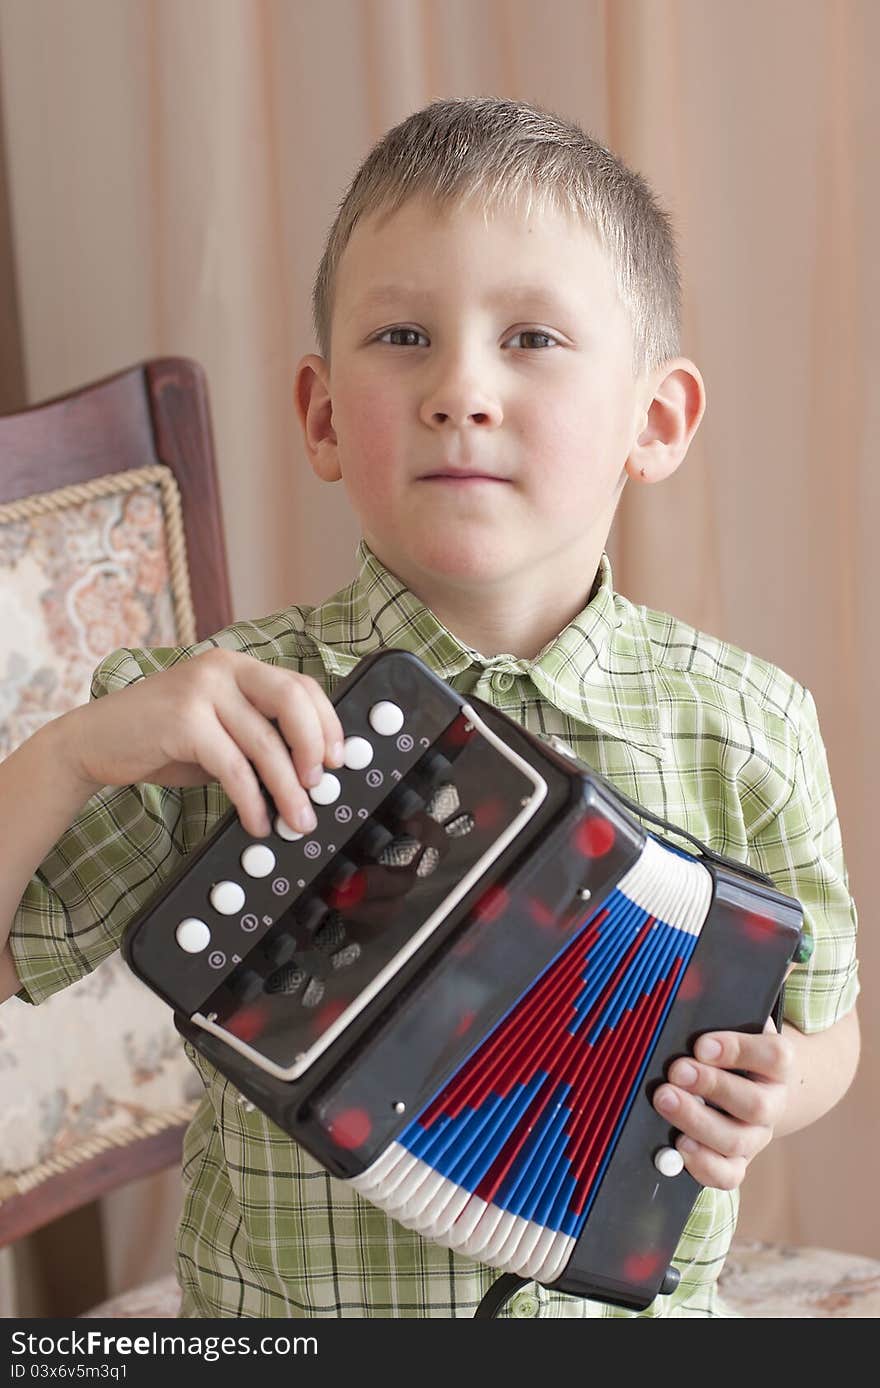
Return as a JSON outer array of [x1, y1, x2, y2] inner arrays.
[[223, 1003, 268, 1043], [575, 814, 616, 858], [473, 884, 510, 925], [473, 796, 504, 830], [678, 961, 704, 1001], [622, 1250, 663, 1282], [742, 912, 777, 944], [327, 1107, 373, 1150], [327, 869, 368, 910], [312, 999, 348, 1035], [454, 1009, 476, 1037], [446, 715, 475, 746], [527, 895, 558, 929]]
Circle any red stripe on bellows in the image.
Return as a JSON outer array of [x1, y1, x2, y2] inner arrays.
[[418, 914, 607, 1127], [515, 917, 657, 1095], [475, 1073, 562, 1205], [566, 956, 684, 1214], [544, 997, 652, 1214], [566, 962, 679, 1188], [474, 936, 682, 1210], [420, 912, 658, 1131]]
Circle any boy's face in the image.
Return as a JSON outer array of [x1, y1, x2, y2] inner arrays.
[[299, 195, 669, 609]]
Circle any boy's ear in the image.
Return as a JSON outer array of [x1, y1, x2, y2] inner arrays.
[[625, 358, 706, 485], [294, 354, 341, 482]]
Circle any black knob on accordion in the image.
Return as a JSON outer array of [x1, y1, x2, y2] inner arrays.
[[233, 967, 265, 1003], [357, 820, 395, 861], [263, 931, 298, 968], [385, 784, 425, 824]]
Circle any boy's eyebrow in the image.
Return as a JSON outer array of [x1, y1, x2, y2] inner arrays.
[[347, 284, 574, 318]]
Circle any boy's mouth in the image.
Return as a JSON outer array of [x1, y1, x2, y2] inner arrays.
[[420, 471, 510, 484]]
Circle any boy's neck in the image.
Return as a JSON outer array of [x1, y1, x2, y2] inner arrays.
[[366, 541, 604, 662]]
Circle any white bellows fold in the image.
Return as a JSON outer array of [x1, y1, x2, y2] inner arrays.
[[349, 1143, 577, 1283], [620, 835, 711, 937]]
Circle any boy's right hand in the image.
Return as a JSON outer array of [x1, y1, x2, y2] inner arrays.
[[59, 650, 346, 839]]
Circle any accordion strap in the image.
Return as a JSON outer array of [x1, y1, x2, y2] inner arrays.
[[473, 1274, 531, 1318]]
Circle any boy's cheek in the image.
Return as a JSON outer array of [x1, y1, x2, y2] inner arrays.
[[334, 385, 405, 466]]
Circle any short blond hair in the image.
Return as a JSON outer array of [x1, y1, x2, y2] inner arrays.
[[312, 96, 681, 379]]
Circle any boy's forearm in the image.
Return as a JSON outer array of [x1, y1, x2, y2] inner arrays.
[[775, 1007, 861, 1138], [0, 710, 98, 963]]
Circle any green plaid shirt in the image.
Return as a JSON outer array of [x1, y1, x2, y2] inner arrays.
[[10, 542, 859, 1318]]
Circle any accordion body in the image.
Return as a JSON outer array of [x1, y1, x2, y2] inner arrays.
[[124, 649, 804, 1312]]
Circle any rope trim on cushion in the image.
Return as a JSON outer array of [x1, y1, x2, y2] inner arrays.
[[0, 464, 197, 646], [0, 1101, 200, 1201]]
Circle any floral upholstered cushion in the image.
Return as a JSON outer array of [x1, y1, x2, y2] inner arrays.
[[717, 1240, 880, 1318], [0, 483, 178, 759], [0, 472, 201, 1208]]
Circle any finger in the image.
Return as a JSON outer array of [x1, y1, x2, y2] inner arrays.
[[693, 1029, 794, 1084], [190, 710, 285, 839], [664, 1058, 785, 1128], [212, 694, 318, 837], [653, 1083, 769, 1162], [674, 1136, 748, 1192], [235, 666, 331, 796], [292, 674, 347, 770]]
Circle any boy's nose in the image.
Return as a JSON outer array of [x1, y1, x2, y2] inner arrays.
[[419, 375, 503, 430]]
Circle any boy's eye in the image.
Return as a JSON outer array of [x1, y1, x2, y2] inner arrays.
[[376, 327, 429, 347], [506, 330, 559, 350], [374, 323, 557, 347]]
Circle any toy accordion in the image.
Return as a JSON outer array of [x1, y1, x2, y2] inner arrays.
[[123, 648, 804, 1313]]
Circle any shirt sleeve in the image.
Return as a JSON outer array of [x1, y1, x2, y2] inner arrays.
[[746, 683, 859, 1032], [8, 645, 230, 1006]]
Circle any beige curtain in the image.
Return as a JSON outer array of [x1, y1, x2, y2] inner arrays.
[[0, 0, 875, 1311]]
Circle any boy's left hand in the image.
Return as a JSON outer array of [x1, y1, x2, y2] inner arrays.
[[652, 1018, 795, 1191]]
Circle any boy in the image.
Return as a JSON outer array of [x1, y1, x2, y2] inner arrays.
[[0, 97, 860, 1318]]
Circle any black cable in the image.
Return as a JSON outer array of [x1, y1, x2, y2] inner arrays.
[[473, 1273, 531, 1318]]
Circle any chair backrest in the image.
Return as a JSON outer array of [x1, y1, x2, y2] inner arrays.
[[0, 358, 232, 1251]]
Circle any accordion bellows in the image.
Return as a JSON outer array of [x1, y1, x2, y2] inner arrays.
[[350, 837, 713, 1283]]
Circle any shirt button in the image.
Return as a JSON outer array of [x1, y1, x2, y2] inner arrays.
[[492, 671, 515, 693], [510, 1292, 540, 1318]]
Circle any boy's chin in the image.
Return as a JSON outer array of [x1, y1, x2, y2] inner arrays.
[[398, 534, 521, 589]]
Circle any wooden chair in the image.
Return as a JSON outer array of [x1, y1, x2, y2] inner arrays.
[[0, 358, 232, 1315]]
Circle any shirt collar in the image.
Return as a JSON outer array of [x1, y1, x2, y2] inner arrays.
[[305, 540, 665, 759]]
